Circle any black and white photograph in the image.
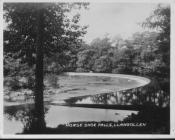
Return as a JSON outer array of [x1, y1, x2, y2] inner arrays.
[[1, 0, 175, 138]]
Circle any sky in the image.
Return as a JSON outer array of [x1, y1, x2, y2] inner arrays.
[[76, 3, 158, 44], [3, 3, 159, 44]]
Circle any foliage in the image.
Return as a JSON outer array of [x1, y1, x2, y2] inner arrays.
[[3, 2, 88, 83], [142, 4, 170, 78], [93, 55, 112, 73], [76, 4, 170, 80], [76, 49, 96, 72], [3, 3, 89, 130], [76, 31, 159, 75]]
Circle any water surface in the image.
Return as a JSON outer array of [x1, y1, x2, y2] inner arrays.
[[4, 73, 169, 134]]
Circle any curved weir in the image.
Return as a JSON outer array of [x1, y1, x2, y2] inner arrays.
[[66, 72, 150, 88], [51, 72, 150, 104], [4, 72, 154, 134]]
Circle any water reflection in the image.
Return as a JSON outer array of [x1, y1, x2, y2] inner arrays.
[[4, 104, 49, 134], [64, 79, 170, 108], [4, 104, 137, 134], [4, 76, 170, 134]]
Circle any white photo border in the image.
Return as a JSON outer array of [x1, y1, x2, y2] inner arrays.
[[0, 0, 175, 139]]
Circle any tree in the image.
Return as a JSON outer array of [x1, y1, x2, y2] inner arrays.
[[111, 46, 134, 74], [111, 34, 125, 48], [90, 37, 112, 56], [126, 31, 159, 75], [142, 4, 170, 78], [76, 49, 96, 72], [93, 55, 112, 73], [91, 36, 111, 48], [3, 3, 88, 132]]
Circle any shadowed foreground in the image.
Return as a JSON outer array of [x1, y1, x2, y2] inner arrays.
[[20, 106, 169, 134]]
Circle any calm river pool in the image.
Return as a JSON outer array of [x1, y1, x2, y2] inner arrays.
[[3, 73, 169, 134]]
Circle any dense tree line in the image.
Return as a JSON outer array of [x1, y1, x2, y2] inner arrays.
[[4, 4, 170, 78], [75, 4, 170, 81], [4, 4, 170, 92], [39, 4, 170, 84], [75, 31, 161, 76]]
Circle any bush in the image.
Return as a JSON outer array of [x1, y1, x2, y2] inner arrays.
[[4, 76, 21, 91], [76, 68, 89, 72], [93, 56, 112, 73], [46, 74, 59, 88]]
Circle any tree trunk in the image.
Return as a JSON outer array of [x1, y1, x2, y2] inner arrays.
[[34, 7, 46, 132]]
